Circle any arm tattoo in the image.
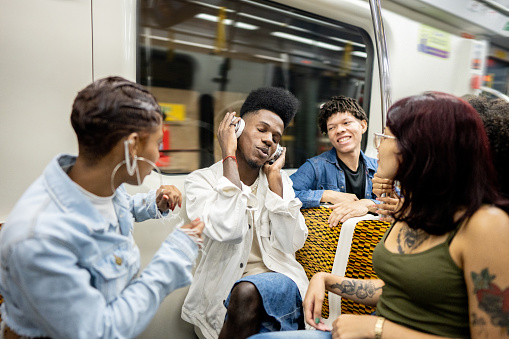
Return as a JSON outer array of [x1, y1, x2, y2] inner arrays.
[[471, 268, 509, 334], [471, 312, 488, 336], [329, 280, 382, 300], [396, 226, 429, 253]]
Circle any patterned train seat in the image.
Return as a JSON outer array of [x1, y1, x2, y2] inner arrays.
[[296, 207, 390, 321]]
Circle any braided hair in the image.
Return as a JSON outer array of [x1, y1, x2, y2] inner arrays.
[[70, 76, 163, 162]]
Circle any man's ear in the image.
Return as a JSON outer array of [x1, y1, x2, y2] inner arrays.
[[361, 120, 368, 134]]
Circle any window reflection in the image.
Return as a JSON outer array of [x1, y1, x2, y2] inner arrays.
[[138, 0, 372, 173]]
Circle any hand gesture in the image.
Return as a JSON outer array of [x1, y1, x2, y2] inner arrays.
[[322, 191, 359, 205], [375, 196, 400, 223], [303, 273, 331, 332], [156, 185, 182, 212], [371, 173, 394, 198], [218, 112, 240, 158], [331, 314, 377, 339], [328, 200, 373, 226], [180, 217, 205, 240], [263, 146, 286, 174]]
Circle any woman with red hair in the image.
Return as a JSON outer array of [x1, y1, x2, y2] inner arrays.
[[250, 92, 509, 339]]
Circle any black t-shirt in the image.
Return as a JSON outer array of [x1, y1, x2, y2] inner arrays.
[[337, 155, 366, 200]]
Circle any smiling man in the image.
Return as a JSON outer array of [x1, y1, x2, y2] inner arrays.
[[182, 87, 309, 339], [290, 95, 378, 225]]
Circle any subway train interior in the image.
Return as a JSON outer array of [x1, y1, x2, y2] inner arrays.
[[1, 0, 509, 338]]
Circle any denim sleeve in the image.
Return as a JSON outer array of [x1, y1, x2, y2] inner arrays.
[[128, 189, 165, 222], [6, 229, 197, 339], [289, 161, 324, 209]]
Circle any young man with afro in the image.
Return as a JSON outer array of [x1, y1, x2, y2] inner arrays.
[[182, 87, 309, 339], [290, 95, 379, 226]]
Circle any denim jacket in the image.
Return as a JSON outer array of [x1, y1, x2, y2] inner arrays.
[[0, 154, 198, 339], [290, 148, 378, 208]]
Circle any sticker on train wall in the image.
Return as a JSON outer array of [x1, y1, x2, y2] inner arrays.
[[159, 103, 186, 121], [418, 25, 450, 59]]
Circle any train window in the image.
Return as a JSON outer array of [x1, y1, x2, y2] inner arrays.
[[137, 0, 373, 173]]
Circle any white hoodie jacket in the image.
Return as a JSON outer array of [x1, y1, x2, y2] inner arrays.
[[181, 161, 309, 338]]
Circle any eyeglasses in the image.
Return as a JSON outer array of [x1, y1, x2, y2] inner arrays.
[[373, 132, 396, 149]]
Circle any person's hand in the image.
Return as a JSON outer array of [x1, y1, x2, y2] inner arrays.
[[303, 273, 331, 331], [156, 185, 182, 212], [263, 146, 286, 174], [218, 111, 239, 158], [328, 200, 373, 226], [181, 217, 205, 239], [331, 314, 377, 339], [375, 196, 400, 222], [372, 173, 394, 198], [322, 191, 359, 205]]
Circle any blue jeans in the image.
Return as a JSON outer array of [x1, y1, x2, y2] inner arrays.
[[225, 272, 305, 332], [248, 330, 332, 339]]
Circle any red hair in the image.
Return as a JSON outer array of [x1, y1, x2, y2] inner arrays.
[[387, 92, 506, 235]]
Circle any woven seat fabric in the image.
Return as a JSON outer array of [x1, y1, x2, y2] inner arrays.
[[341, 219, 389, 315], [296, 207, 337, 318], [296, 208, 390, 318]]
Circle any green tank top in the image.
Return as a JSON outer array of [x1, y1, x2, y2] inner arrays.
[[372, 225, 470, 338]]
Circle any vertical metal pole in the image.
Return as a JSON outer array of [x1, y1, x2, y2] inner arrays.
[[369, 0, 395, 210], [368, 0, 391, 129]]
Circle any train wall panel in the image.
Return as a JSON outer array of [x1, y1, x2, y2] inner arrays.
[[0, 0, 93, 222]]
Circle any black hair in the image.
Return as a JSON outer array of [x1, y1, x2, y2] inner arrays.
[[70, 76, 163, 162], [465, 95, 509, 198], [240, 87, 298, 128], [318, 96, 367, 134]]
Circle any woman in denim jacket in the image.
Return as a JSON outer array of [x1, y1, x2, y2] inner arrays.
[[290, 96, 378, 226], [0, 77, 204, 339]]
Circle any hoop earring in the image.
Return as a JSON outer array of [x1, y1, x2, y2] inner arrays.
[[110, 156, 163, 194], [124, 140, 137, 176]]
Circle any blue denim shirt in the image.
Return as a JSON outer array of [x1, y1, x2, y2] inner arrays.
[[0, 154, 198, 339], [290, 149, 378, 208]]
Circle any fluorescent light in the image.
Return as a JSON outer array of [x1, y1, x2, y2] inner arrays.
[[254, 54, 286, 62], [271, 32, 344, 51], [238, 13, 310, 33], [195, 13, 259, 30], [329, 37, 365, 48], [351, 51, 367, 58], [235, 22, 259, 30], [189, 1, 235, 12], [141, 34, 170, 42], [140, 34, 216, 50]]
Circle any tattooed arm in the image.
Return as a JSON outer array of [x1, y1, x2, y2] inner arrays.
[[305, 273, 464, 337], [458, 206, 509, 339], [302, 272, 384, 330], [327, 276, 383, 306]]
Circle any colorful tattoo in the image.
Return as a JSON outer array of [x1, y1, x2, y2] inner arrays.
[[330, 280, 382, 300], [471, 268, 509, 334]]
